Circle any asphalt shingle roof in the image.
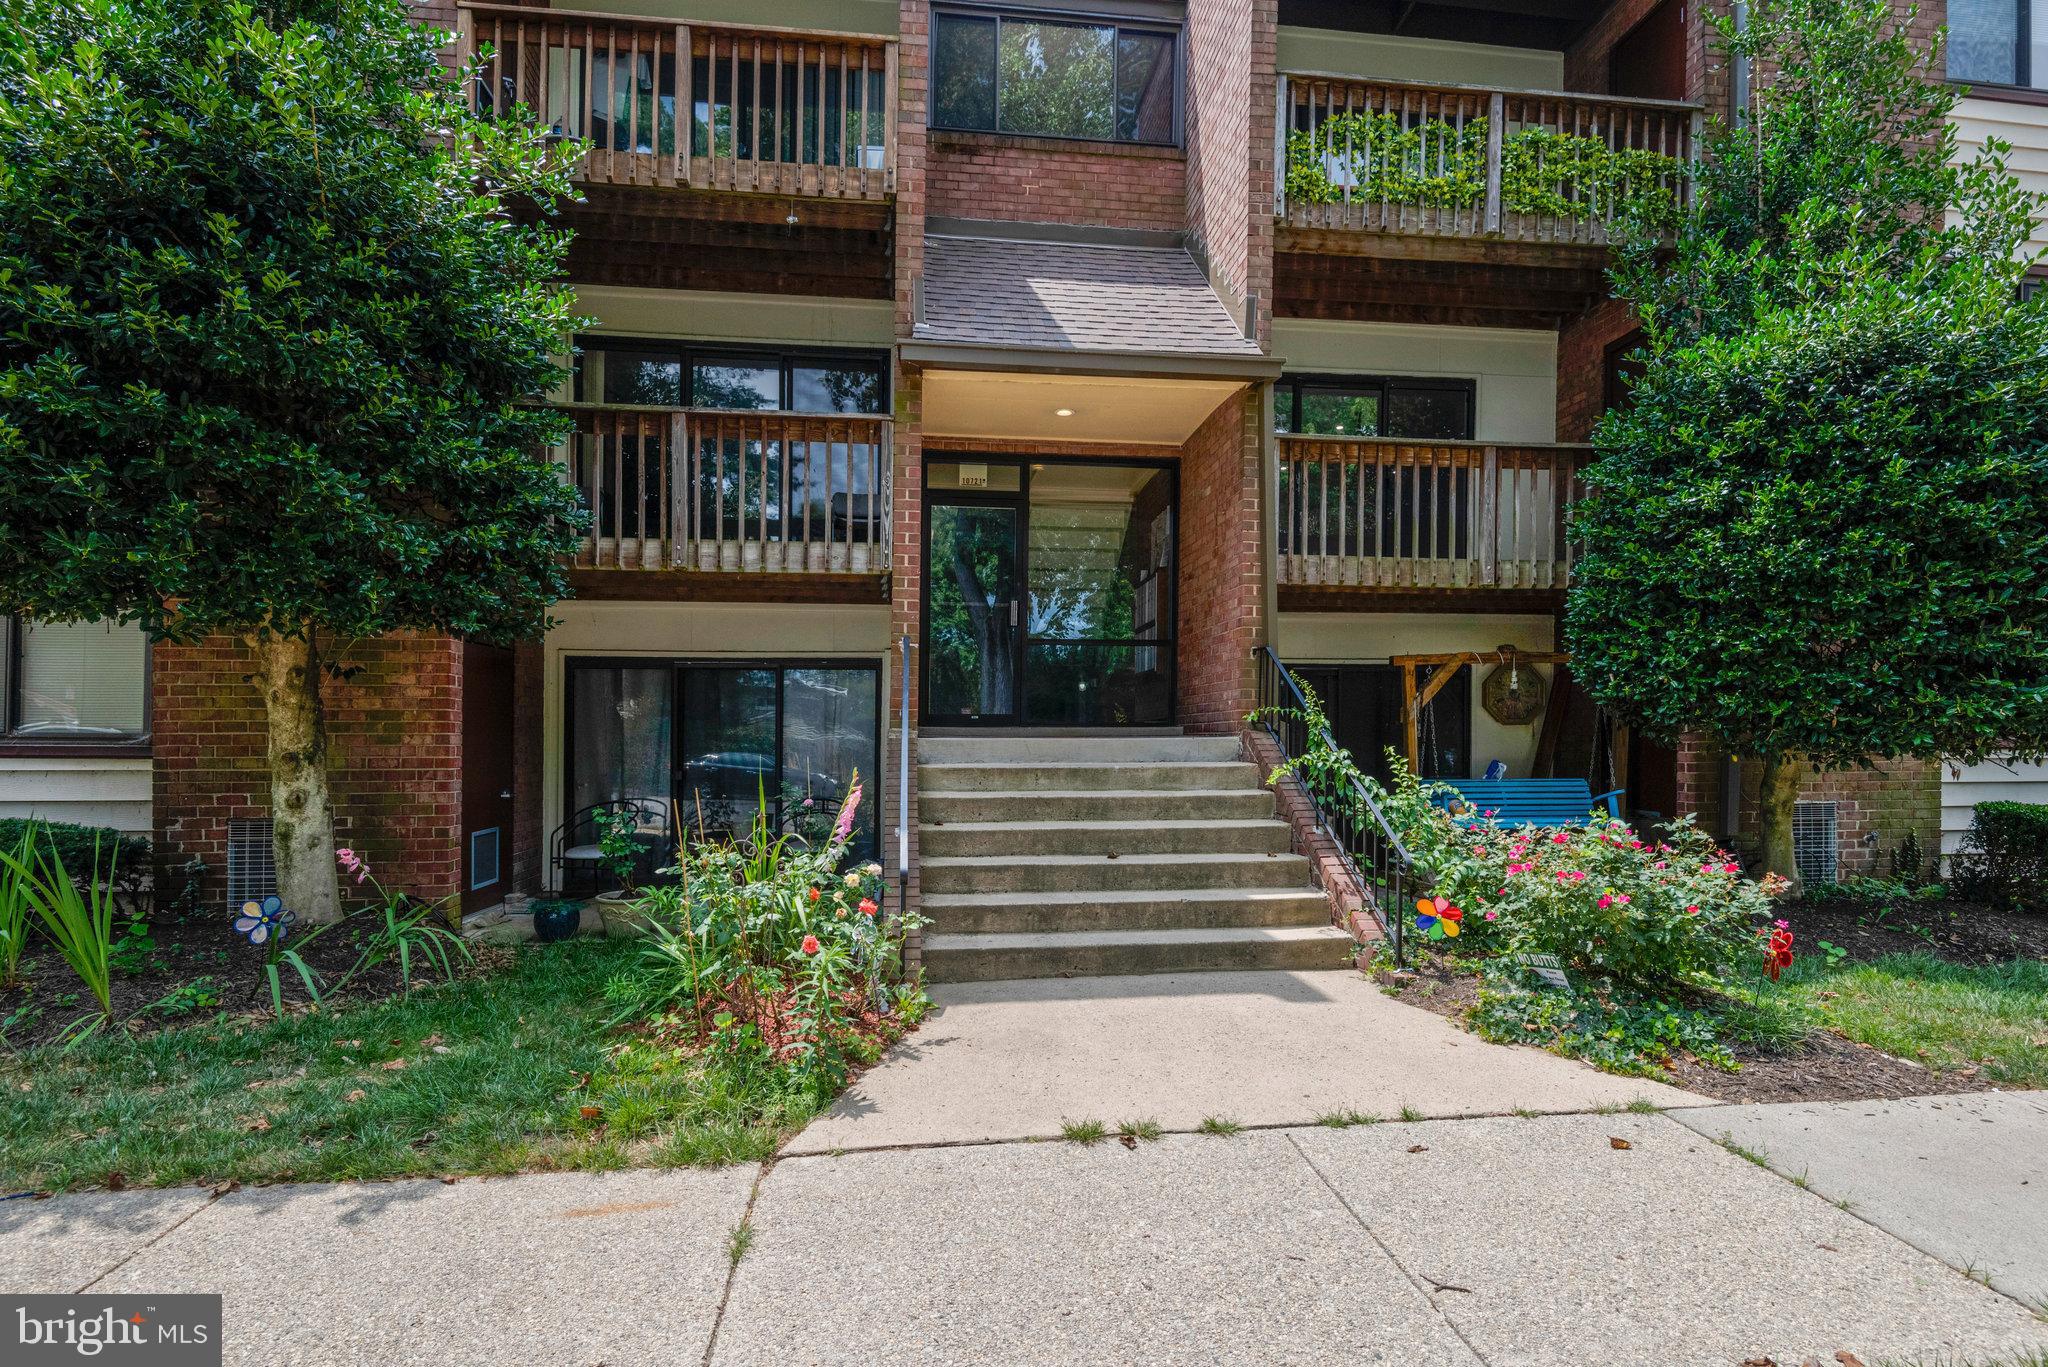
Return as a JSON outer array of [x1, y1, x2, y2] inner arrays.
[[915, 235, 1262, 358]]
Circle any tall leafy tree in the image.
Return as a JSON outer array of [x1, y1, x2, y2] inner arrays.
[[0, 0, 586, 920], [1567, 0, 2048, 877]]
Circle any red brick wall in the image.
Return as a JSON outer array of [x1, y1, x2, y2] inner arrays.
[[887, 367, 927, 966], [1177, 386, 1265, 734], [927, 132, 1186, 232], [1671, 737, 1939, 875], [896, 0, 930, 337], [153, 633, 465, 911], [1184, 0, 1254, 324], [1557, 296, 1638, 441]]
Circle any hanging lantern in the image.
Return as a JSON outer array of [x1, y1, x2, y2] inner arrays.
[[1482, 646, 1546, 726]]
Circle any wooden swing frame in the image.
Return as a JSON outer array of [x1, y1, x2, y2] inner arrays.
[[1388, 650, 1628, 799]]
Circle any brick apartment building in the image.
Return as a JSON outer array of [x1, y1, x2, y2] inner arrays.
[[6, 0, 2041, 958]]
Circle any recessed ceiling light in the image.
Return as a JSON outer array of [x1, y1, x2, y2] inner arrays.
[[1054, 407, 1075, 417]]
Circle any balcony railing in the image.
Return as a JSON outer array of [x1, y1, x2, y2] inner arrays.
[[1277, 436, 1589, 591], [559, 406, 891, 573], [1276, 74, 1698, 245], [460, 2, 897, 199]]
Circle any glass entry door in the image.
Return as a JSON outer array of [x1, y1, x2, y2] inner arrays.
[[924, 499, 1022, 722], [924, 458, 1177, 727]]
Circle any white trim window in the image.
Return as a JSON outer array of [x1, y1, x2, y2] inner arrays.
[[0, 617, 150, 741]]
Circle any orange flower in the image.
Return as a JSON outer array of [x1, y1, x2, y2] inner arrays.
[[858, 898, 878, 917]]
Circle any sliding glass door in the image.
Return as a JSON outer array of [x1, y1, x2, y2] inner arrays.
[[564, 658, 880, 860]]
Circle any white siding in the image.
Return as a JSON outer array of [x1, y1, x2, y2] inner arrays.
[[0, 756, 151, 833], [1271, 320, 1559, 443], [1276, 28, 1565, 90], [1939, 758, 2048, 857], [1951, 97, 2048, 256]]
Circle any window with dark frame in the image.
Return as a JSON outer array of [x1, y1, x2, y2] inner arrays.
[[1951, 0, 2048, 88], [1274, 375, 1479, 561], [563, 658, 883, 864], [0, 617, 150, 743], [931, 8, 1180, 145], [572, 340, 889, 415], [1273, 375, 1476, 440]]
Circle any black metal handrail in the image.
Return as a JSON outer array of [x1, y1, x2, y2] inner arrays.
[[1251, 645, 1421, 963]]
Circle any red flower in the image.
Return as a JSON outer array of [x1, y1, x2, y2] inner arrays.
[[801, 934, 821, 955], [807, 887, 821, 903], [858, 898, 878, 917]]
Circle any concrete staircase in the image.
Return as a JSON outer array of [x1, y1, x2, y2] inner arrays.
[[917, 733, 1356, 982]]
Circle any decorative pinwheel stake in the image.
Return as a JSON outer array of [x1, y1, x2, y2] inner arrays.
[[1413, 895, 1463, 940], [234, 894, 294, 945]]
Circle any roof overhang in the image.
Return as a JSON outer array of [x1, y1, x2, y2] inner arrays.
[[899, 339, 1283, 381]]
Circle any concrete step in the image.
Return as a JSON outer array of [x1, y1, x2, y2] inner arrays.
[[918, 818, 1292, 858], [917, 735, 1241, 766], [920, 787, 1277, 824], [920, 851, 1312, 895], [919, 761, 1261, 793], [923, 925, 1359, 982], [923, 887, 1333, 935]]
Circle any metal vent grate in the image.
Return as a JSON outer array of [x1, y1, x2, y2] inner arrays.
[[1793, 801, 1838, 884], [226, 819, 277, 910], [470, 827, 501, 892]]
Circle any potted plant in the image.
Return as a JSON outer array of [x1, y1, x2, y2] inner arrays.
[[528, 896, 586, 943], [592, 808, 658, 938]]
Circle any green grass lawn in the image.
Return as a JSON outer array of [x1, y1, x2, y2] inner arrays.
[[1779, 952, 2048, 1087], [0, 940, 820, 1193]]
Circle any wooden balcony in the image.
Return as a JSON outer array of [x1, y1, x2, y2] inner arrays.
[[1275, 74, 1697, 254], [560, 406, 891, 576], [1276, 436, 1589, 599], [460, 3, 897, 200]]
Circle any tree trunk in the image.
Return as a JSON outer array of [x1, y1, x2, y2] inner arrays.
[[1755, 752, 1804, 886], [251, 629, 342, 924]]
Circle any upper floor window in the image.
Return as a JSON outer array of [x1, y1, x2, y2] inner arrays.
[[1, 617, 149, 742], [573, 342, 888, 414], [1274, 376, 1475, 441], [931, 9, 1179, 145], [1951, 0, 2048, 88]]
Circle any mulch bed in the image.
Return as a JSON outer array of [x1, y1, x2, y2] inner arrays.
[[1, 902, 498, 1051], [1372, 955, 1998, 1106], [1774, 895, 2048, 965]]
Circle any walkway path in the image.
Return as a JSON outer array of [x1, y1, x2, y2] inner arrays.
[[6, 974, 2046, 1364], [792, 969, 1704, 1152], [8, 1112, 2044, 1365]]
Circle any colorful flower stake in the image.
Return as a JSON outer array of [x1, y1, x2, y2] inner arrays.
[[1414, 895, 1463, 940], [234, 894, 293, 945]]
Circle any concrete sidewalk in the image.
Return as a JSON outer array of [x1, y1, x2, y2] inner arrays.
[[7, 1113, 2046, 1366], [790, 970, 1705, 1153], [1671, 1091, 2048, 1309]]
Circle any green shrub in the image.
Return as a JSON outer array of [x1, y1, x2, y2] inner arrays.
[[1950, 801, 2048, 911], [0, 819, 148, 907]]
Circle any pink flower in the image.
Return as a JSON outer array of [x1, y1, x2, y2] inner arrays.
[[1597, 894, 1614, 909], [1685, 905, 1700, 916], [1653, 861, 1668, 870], [1723, 862, 1742, 874], [1551, 832, 1570, 845], [1484, 909, 1499, 921], [1569, 870, 1586, 882], [801, 934, 821, 955], [1474, 845, 1488, 857], [1617, 894, 1630, 904]]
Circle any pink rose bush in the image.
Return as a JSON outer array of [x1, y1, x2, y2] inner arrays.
[[1389, 776, 1773, 991]]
